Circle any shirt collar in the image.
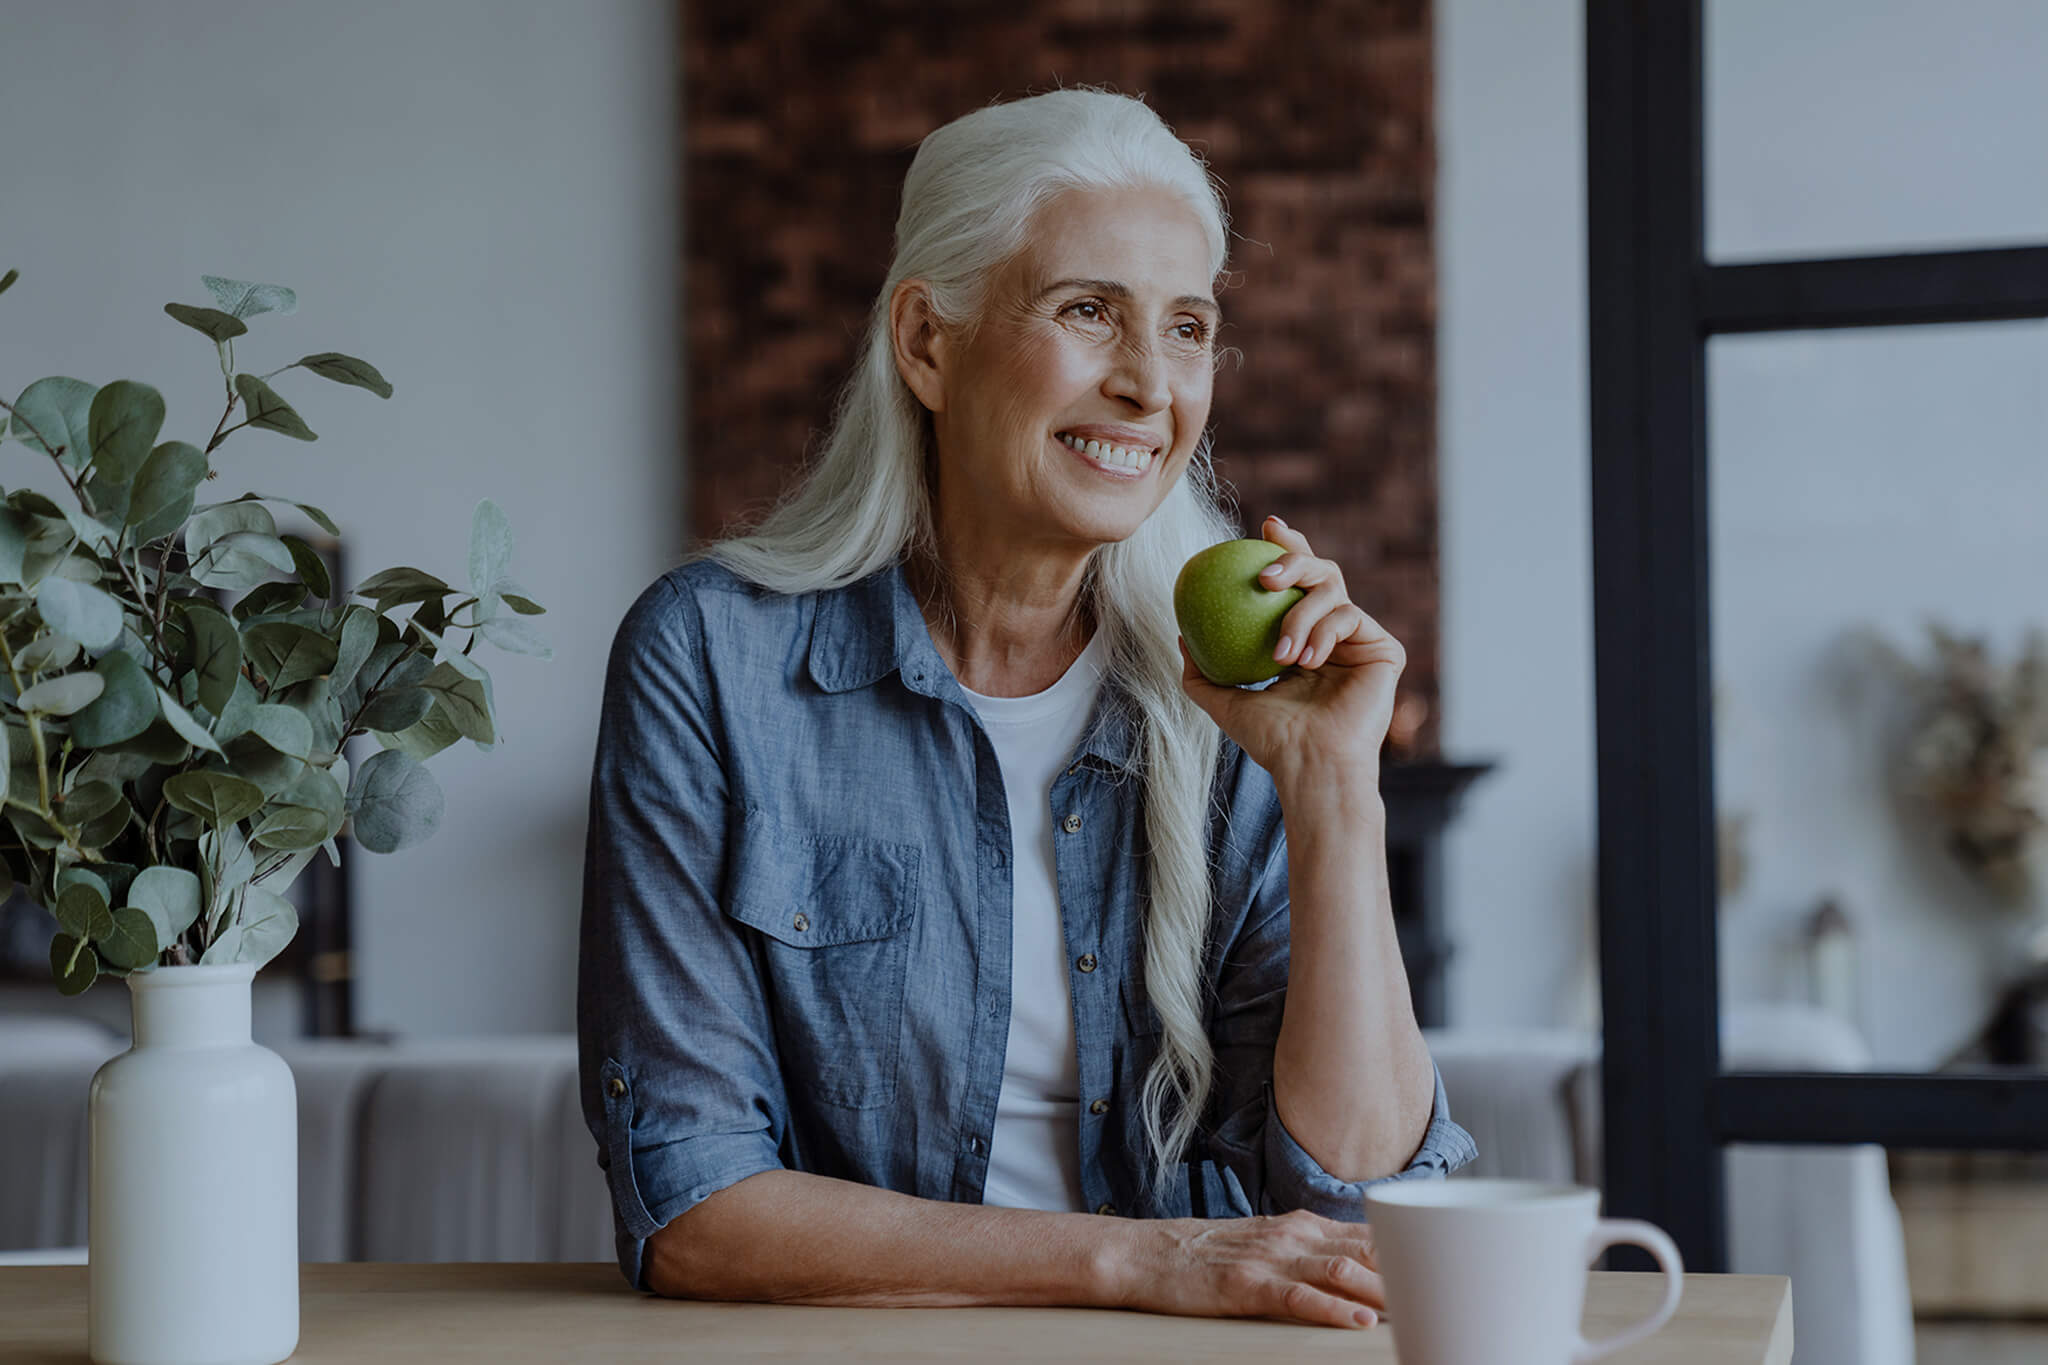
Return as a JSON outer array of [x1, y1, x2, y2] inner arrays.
[[806, 560, 1139, 773]]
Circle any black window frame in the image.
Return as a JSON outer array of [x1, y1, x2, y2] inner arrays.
[[1587, 0, 2048, 1272]]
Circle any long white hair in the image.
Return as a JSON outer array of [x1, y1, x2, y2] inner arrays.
[[704, 86, 1238, 1211]]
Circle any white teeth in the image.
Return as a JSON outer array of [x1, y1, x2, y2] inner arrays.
[[1057, 431, 1154, 473]]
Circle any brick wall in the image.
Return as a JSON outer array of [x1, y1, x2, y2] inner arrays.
[[683, 0, 1441, 756]]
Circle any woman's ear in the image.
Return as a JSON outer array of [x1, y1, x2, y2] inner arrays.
[[889, 278, 949, 414]]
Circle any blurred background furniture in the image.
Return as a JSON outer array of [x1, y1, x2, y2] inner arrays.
[[0, 1002, 1912, 1365]]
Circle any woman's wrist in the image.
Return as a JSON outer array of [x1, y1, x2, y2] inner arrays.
[[1089, 1215, 1170, 1310], [1270, 753, 1385, 828]]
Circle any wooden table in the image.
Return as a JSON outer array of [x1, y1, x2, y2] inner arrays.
[[0, 1262, 1792, 1362]]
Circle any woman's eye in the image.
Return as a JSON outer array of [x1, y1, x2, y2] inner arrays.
[[1176, 321, 1211, 344], [1066, 301, 1106, 322]]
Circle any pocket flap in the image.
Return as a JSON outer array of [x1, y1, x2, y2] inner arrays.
[[724, 807, 922, 947]]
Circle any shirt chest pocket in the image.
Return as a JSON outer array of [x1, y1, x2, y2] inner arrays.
[[723, 808, 923, 1112]]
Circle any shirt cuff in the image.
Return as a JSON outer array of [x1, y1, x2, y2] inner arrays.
[[1259, 1061, 1480, 1220], [605, 1127, 784, 1293]]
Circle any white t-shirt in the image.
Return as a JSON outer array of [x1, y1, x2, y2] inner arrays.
[[958, 628, 1109, 1213]]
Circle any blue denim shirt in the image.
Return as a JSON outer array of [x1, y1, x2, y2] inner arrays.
[[577, 557, 1478, 1293]]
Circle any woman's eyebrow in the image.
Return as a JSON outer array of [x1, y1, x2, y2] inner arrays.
[[1038, 277, 1220, 316]]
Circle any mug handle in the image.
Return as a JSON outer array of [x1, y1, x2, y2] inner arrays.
[[1572, 1218, 1685, 1363]]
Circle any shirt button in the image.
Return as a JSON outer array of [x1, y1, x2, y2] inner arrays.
[[793, 913, 810, 932], [968, 1136, 984, 1155], [606, 1078, 626, 1098], [1096, 1203, 1117, 1216], [1061, 813, 1083, 834], [1076, 953, 1097, 973], [1089, 1098, 1109, 1115]]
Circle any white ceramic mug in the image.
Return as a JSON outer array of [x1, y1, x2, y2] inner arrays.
[[1363, 1178, 1684, 1365]]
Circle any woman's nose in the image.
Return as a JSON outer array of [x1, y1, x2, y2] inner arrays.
[[1104, 335, 1171, 412]]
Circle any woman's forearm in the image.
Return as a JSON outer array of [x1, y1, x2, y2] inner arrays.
[[649, 1168, 1144, 1307], [1269, 760, 1436, 1183]]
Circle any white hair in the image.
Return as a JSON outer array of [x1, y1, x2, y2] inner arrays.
[[702, 85, 1239, 1211]]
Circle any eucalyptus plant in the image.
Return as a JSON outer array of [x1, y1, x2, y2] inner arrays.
[[0, 270, 549, 994]]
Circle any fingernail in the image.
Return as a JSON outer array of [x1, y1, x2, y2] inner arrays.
[[1275, 636, 1292, 660], [1355, 1309, 1375, 1327], [1261, 564, 1282, 579]]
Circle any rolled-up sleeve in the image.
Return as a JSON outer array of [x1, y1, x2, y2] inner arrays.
[[576, 574, 788, 1293], [1201, 750, 1479, 1222]]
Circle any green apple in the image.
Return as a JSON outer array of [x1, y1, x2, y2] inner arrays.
[[1174, 538, 1305, 686]]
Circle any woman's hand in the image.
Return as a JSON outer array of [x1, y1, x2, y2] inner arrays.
[[1111, 1209, 1387, 1330], [1178, 515, 1403, 786]]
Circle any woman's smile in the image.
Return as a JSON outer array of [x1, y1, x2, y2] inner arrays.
[[1051, 429, 1158, 481]]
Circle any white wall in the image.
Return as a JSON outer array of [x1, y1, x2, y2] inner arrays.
[[0, 0, 683, 1036], [1438, 0, 2048, 1063], [1436, 0, 1598, 1031]]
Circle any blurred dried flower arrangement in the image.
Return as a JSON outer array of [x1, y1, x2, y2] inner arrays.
[[1868, 622, 2048, 905]]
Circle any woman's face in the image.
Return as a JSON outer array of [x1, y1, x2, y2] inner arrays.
[[901, 183, 1220, 556]]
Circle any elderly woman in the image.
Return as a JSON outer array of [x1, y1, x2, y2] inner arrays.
[[577, 87, 1475, 1331]]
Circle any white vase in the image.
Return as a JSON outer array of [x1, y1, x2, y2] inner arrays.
[[87, 961, 299, 1365]]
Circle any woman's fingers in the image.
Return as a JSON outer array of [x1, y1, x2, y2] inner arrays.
[[1260, 514, 1314, 555], [1270, 1278, 1380, 1330], [1276, 575, 1352, 664]]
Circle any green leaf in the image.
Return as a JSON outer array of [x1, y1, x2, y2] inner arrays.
[[234, 884, 299, 967], [199, 918, 243, 965], [70, 651, 160, 748], [163, 771, 266, 827], [202, 276, 296, 320], [98, 907, 159, 970], [0, 268, 16, 296], [420, 661, 494, 744], [468, 499, 511, 597], [15, 633, 80, 672], [499, 594, 544, 617], [59, 780, 124, 825], [186, 500, 275, 556], [79, 795, 133, 849], [358, 686, 431, 732], [98, 715, 191, 765], [222, 731, 307, 799], [243, 622, 338, 692], [346, 749, 444, 853], [353, 566, 449, 611], [245, 702, 314, 760], [16, 671, 105, 716], [0, 508, 30, 584], [297, 352, 392, 399], [154, 686, 225, 756], [51, 933, 97, 995], [192, 531, 296, 591], [330, 605, 380, 697], [57, 503, 120, 556], [129, 865, 203, 944], [251, 763, 344, 851], [86, 380, 166, 484], [477, 613, 552, 659], [232, 579, 308, 620], [35, 576, 123, 649], [211, 671, 260, 744], [55, 881, 114, 941], [127, 441, 208, 541], [231, 374, 316, 442], [9, 376, 97, 470], [194, 492, 340, 538], [175, 598, 242, 717], [280, 534, 332, 600], [163, 302, 248, 342]]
